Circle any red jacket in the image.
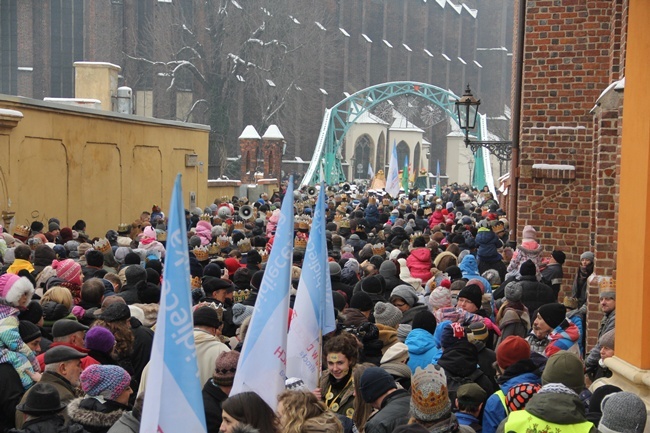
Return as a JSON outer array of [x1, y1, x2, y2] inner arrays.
[[406, 248, 433, 282]]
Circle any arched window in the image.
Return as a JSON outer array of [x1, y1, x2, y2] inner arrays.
[[354, 134, 373, 179], [396, 141, 410, 172], [414, 142, 421, 175], [376, 132, 386, 172]]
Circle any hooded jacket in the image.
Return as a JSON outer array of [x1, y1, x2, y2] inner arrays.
[[405, 328, 441, 373], [482, 359, 541, 433], [67, 397, 130, 433], [496, 390, 597, 433], [378, 261, 408, 297], [459, 255, 492, 293], [406, 248, 433, 282], [475, 228, 503, 263], [194, 329, 231, 387], [437, 341, 495, 401]]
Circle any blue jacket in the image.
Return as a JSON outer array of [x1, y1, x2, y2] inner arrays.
[[475, 228, 503, 263], [405, 328, 441, 373], [482, 369, 541, 433], [459, 255, 492, 292], [364, 205, 380, 228]]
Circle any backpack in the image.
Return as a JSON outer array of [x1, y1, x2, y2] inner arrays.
[[447, 369, 486, 409]]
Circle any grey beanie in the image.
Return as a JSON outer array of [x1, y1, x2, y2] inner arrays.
[[505, 281, 523, 303], [231, 303, 254, 326], [390, 285, 419, 307], [328, 262, 342, 277], [373, 302, 403, 329], [397, 324, 412, 342], [189, 235, 202, 249], [599, 392, 647, 433], [580, 251, 595, 262]]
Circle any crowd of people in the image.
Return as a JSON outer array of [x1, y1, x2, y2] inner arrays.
[[0, 183, 645, 433]]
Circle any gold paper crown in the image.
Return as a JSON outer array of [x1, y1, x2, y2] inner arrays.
[[157, 231, 167, 242], [93, 238, 112, 254], [411, 232, 423, 242], [208, 242, 220, 255], [294, 236, 307, 249], [14, 225, 30, 238], [217, 234, 231, 249], [368, 196, 377, 205], [237, 238, 252, 253], [334, 214, 343, 222], [219, 196, 230, 204], [298, 216, 312, 230], [193, 245, 209, 261], [598, 276, 616, 295], [371, 243, 386, 256], [382, 198, 391, 206], [259, 249, 269, 262], [338, 219, 350, 229], [233, 220, 245, 231], [200, 213, 212, 222], [118, 223, 131, 233]]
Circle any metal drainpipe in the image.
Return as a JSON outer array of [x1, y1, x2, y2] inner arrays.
[[508, 0, 527, 245]]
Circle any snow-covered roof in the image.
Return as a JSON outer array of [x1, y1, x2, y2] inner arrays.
[[347, 103, 389, 125], [262, 125, 284, 139], [0, 108, 23, 118], [73, 61, 121, 71], [239, 125, 261, 140], [390, 110, 424, 132]]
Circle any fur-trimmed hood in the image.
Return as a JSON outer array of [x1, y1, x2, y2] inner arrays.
[[67, 397, 129, 431], [0, 274, 34, 307]]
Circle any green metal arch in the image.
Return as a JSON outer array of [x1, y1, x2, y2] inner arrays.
[[300, 81, 483, 187]]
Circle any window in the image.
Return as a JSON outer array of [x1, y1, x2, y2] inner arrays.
[[0, 0, 17, 95]]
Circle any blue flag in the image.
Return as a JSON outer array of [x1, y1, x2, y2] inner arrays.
[[386, 141, 400, 197], [231, 178, 294, 409], [286, 182, 336, 390], [140, 174, 207, 433]]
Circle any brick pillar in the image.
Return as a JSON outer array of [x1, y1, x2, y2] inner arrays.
[[239, 125, 261, 184], [261, 125, 285, 182]]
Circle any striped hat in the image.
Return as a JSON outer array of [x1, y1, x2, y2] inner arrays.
[[80, 365, 131, 400]]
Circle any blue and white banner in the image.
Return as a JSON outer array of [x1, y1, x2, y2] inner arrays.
[[436, 159, 441, 197], [385, 140, 400, 197], [140, 174, 206, 433], [231, 178, 295, 409], [368, 162, 375, 179], [286, 183, 336, 390]]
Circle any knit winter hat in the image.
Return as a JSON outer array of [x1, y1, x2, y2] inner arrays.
[[521, 225, 537, 240], [541, 351, 585, 394], [537, 303, 566, 329], [599, 329, 615, 350], [359, 367, 396, 403], [380, 342, 409, 364], [496, 336, 530, 369], [361, 275, 383, 295], [18, 320, 41, 344], [125, 265, 147, 285], [599, 392, 647, 433], [0, 274, 34, 307], [350, 292, 373, 311], [411, 310, 436, 335], [18, 301, 43, 324], [80, 364, 131, 400], [231, 303, 254, 326], [439, 321, 467, 349], [505, 281, 523, 303], [390, 285, 419, 307], [519, 259, 537, 277], [193, 306, 221, 328], [506, 383, 541, 412], [329, 262, 342, 277], [457, 284, 483, 311], [99, 303, 131, 323], [51, 259, 82, 285], [397, 324, 412, 342], [551, 250, 566, 264], [580, 251, 595, 262], [410, 364, 451, 422], [374, 302, 403, 329], [429, 287, 452, 310], [48, 222, 60, 232], [213, 350, 239, 387], [468, 322, 489, 342], [85, 326, 116, 354]]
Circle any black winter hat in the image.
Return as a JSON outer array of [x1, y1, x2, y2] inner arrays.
[[250, 270, 264, 291], [203, 263, 223, 279], [124, 252, 141, 266], [246, 250, 262, 265], [193, 306, 221, 328], [445, 266, 463, 281], [145, 268, 160, 285], [136, 281, 161, 304], [99, 303, 131, 323], [412, 310, 436, 335], [551, 250, 566, 265], [125, 265, 147, 285], [537, 303, 566, 329], [18, 300, 44, 324], [359, 367, 396, 403], [18, 320, 41, 343], [519, 259, 537, 277], [30, 221, 44, 233], [202, 277, 234, 295], [361, 275, 382, 295], [350, 292, 373, 312], [457, 284, 483, 311]]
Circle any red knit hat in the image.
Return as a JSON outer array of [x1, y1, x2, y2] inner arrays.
[[52, 259, 82, 285], [496, 336, 530, 370]]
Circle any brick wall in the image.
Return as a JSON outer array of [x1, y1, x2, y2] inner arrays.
[[514, 1, 626, 346]]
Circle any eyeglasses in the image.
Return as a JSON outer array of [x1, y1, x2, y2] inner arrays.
[[392, 302, 406, 308]]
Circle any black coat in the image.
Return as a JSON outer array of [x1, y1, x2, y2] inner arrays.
[[0, 364, 24, 432], [202, 380, 229, 433], [116, 285, 140, 305], [130, 317, 154, 385], [365, 389, 411, 433], [8, 415, 87, 433], [437, 341, 495, 405]]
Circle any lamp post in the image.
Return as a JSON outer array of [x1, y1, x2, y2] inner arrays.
[[455, 84, 513, 161], [468, 158, 474, 186]]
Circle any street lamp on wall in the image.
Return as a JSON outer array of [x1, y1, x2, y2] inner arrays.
[[468, 158, 474, 186], [455, 84, 513, 161]]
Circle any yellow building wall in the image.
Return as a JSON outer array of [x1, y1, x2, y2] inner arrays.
[[0, 95, 209, 237]]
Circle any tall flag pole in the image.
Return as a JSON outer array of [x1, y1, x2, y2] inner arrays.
[[286, 182, 336, 390], [230, 177, 295, 409], [436, 159, 441, 197], [385, 141, 400, 198], [140, 174, 207, 433], [368, 162, 375, 180], [402, 155, 409, 194]]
